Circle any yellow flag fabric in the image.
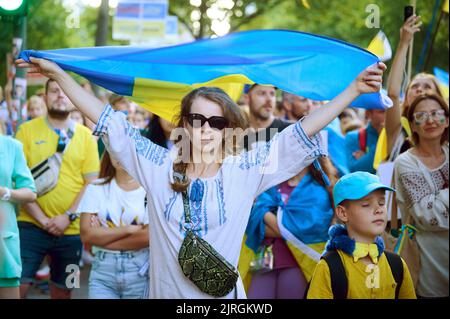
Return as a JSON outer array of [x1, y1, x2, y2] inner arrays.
[[443, 0, 449, 13], [238, 235, 325, 293], [131, 75, 249, 123], [373, 117, 412, 170], [367, 30, 392, 62]]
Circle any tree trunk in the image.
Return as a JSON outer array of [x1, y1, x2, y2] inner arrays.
[[197, 0, 208, 39], [95, 0, 109, 46], [92, 0, 109, 96]]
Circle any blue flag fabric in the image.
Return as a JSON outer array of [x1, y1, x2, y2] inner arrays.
[[19, 30, 391, 115], [245, 172, 334, 253]]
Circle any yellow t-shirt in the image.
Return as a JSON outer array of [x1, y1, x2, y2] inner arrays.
[[307, 250, 417, 299], [15, 116, 99, 235]]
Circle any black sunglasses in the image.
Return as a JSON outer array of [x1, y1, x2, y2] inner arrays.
[[186, 113, 228, 130]]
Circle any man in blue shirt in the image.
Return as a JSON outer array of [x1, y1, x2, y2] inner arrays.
[[345, 109, 385, 174]]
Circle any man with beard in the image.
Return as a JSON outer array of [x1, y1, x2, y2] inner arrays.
[[282, 92, 314, 122], [15, 79, 99, 299], [243, 84, 291, 151]]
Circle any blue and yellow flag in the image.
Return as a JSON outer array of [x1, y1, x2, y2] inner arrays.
[[434, 67, 449, 100], [367, 30, 392, 62], [443, 0, 449, 13], [19, 30, 391, 122]]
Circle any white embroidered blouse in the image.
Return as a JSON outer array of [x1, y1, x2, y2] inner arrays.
[[394, 145, 449, 297], [93, 104, 326, 299]]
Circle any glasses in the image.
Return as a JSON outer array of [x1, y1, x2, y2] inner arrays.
[[413, 109, 447, 125], [186, 113, 228, 130]]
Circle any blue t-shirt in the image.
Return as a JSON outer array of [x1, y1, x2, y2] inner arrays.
[[345, 123, 379, 174]]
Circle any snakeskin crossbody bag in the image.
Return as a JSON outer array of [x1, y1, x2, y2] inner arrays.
[[177, 175, 239, 297]]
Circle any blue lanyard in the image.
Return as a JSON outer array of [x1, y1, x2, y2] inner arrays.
[[54, 127, 74, 153]]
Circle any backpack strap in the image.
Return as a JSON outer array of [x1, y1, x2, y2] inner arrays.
[[384, 251, 404, 299], [358, 127, 367, 152], [323, 250, 348, 299], [303, 250, 347, 299]]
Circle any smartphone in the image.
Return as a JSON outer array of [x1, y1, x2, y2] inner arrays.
[[404, 5, 414, 21]]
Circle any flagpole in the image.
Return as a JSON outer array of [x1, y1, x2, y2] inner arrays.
[[424, 6, 445, 71], [407, 0, 417, 82]]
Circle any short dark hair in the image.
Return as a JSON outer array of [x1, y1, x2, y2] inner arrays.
[[45, 78, 57, 94]]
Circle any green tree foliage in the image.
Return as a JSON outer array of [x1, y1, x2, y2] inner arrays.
[[0, 0, 125, 87], [1, 0, 448, 88], [246, 0, 448, 74]]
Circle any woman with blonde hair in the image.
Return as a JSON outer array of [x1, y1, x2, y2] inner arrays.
[[375, 15, 444, 167]]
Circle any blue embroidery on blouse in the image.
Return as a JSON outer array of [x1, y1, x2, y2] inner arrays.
[[215, 179, 226, 225], [203, 182, 209, 234], [293, 121, 325, 158], [125, 122, 168, 166], [189, 179, 204, 237], [238, 139, 272, 170], [179, 179, 206, 237], [164, 191, 178, 221], [93, 104, 114, 136]]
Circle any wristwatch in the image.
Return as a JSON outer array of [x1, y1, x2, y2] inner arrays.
[[1, 187, 12, 202], [65, 211, 78, 222]]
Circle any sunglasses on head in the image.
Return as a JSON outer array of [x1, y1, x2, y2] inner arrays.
[[413, 109, 446, 125], [186, 113, 228, 130]]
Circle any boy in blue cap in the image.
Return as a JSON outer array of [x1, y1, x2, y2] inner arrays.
[[307, 171, 416, 299]]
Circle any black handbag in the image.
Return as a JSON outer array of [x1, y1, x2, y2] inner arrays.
[[177, 180, 239, 297]]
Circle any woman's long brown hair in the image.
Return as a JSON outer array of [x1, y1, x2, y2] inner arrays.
[[98, 151, 116, 185], [171, 87, 248, 192], [310, 157, 339, 209]]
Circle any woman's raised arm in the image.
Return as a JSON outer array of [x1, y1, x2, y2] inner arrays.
[[301, 62, 387, 138], [385, 15, 422, 154], [16, 57, 104, 123]]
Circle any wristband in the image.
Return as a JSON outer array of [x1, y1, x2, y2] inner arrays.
[[1, 187, 12, 201]]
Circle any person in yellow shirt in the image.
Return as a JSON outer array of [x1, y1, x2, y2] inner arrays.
[[15, 79, 99, 299], [307, 172, 416, 299]]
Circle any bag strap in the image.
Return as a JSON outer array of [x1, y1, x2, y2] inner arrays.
[[358, 127, 367, 152], [322, 250, 348, 299], [384, 251, 404, 299], [181, 190, 191, 224]]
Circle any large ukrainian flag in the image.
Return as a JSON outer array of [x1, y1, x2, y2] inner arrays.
[[19, 30, 391, 122]]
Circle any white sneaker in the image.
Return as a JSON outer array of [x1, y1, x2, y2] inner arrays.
[[35, 265, 50, 280]]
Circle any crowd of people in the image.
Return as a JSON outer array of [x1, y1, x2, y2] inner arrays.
[[0, 15, 448, 300]]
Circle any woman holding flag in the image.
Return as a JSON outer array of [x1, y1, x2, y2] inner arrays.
[[16, 53, 386, 298]]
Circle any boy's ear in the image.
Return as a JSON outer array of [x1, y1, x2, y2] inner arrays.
[[335, 205, 349, 223]]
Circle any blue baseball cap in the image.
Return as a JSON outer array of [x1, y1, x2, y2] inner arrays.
[[333, 171, 395, 207]]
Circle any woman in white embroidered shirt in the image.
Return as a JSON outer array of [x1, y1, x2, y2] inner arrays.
[[77, 151, 149, 299], [394, 93, 449, 298], [17, 57, 386, 298]]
